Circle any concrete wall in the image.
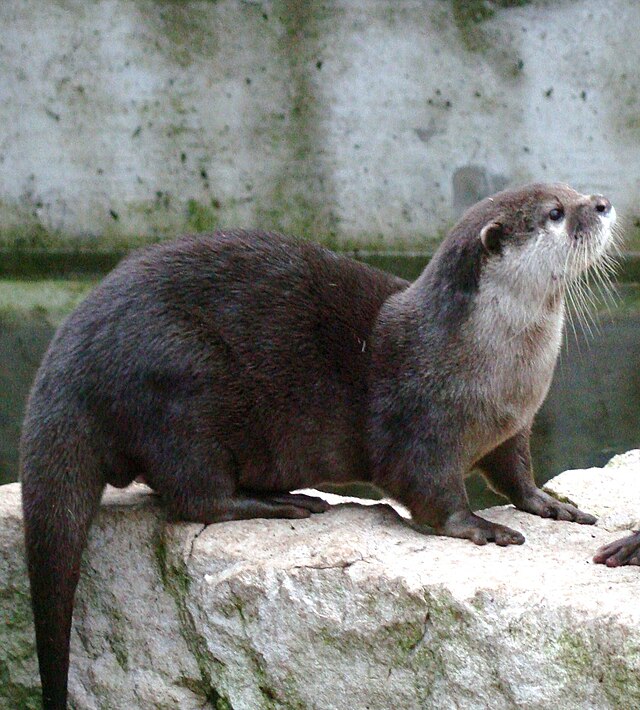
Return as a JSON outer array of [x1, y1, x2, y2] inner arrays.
[[1, 0, 640, 249]]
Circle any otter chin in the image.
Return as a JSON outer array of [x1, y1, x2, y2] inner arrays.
[[21, 183, 619, 708]]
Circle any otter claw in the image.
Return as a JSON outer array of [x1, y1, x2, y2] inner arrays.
[[593, 531, 640, 567], [517, 489, 596, 525], [441, 511, 525, 547]]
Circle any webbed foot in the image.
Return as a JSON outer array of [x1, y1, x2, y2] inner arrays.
[[439, 510, 525, 546], [593, 531, 640, 567], [515, 488, 596, 525]]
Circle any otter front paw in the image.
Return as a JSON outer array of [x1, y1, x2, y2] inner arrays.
[[593, 531, 640, 567], [439, 511, 525, 546], [516, 488, 596, 525]]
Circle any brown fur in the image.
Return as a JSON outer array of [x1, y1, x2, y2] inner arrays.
[[21, 184, 612, 708]]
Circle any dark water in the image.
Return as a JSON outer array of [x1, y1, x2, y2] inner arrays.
[[0, 311, 56, 486], [1, 260, 639, 512]]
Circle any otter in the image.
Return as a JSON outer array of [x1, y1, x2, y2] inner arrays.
[[594, 532, 640, 567], [21, 183, 617, 708]]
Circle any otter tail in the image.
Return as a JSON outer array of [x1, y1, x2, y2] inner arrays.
[[21, 422, 105, 710]]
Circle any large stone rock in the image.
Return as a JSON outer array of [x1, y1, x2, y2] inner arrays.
[[2, 452, 640, 709], [544, 449, 640, 533]]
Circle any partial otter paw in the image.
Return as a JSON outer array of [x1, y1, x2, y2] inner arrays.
[[593, 531, 640, 567], [439, 511, 525, 547], [516, 489, 596, 525]]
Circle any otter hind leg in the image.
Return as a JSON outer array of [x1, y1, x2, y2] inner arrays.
[[146, 439, 321, 524], [244, 491, 331, 514], [170, 495, 314, 524]]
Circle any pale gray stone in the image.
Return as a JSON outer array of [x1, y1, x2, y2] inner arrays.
[[2, 454, 640, 709], [544, 450, 640, 531]]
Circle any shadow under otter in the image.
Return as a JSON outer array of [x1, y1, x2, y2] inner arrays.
[[21, 183, 618, 708]]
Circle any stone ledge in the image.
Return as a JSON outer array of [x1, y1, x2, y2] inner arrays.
[[2, 453, 640, 709]]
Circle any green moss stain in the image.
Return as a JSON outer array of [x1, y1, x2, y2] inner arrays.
[[154, 528, 233, 709], [556, 629, 592, 668], [408, 590, 476, 700], [541, 488, 576, 506], [213, 696, 234, 710], [147, 1, 220, 68], [452, 0, 532, 35], [625, 115, 640, 132], [0, 218, 160, 253], [0, 183, 448, 252], [255, 1, 341, 241], [0, 662, 41, 710], [222, 588, 290, 710], [0, 571, 40, 708], [186, 199, 221, 233], [178, 677, 235, 710], [0, 223, 60, 251], [450, 0, 528, 78], [111, 196, 180, 241], [278, 673, 308, 710], [105, 608, 130, 672], [72, 562, 138, 678], [0, 199, 64, 250], [556, 629, 640, 706], [452, 0, 496, 34]]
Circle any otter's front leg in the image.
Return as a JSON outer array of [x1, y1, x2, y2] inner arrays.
[[477, 428, 596, 525], [375, 446, 525, 546]]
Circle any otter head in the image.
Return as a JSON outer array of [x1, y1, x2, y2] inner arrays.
[[467, 183, 619, 308]]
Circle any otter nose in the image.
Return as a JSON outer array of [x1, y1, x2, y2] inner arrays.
[[592, 195, 612, 216]]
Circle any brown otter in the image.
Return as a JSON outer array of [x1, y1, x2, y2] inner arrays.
[[594, 531, 640, 566], [21, 183, 617, 708]]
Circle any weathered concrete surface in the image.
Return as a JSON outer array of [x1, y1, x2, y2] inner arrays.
[[2, 452, 640, 709], [2, 1, 640, 248]]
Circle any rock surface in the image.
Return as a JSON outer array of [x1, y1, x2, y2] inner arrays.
[[2, 452, 640, 709]]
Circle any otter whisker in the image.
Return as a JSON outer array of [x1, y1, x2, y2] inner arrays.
[[584, 224, 621, 314], [579, 244, 603, 334], [560, 248, 580, 349], [591, 258, 620, 313], [570, 242, 601, 341], [571, 277, 599, 338], [562, 215, 622, 344], [569, 283, 595, 339], [563, 273, 584, 348]]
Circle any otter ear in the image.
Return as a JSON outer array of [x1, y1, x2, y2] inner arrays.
[[480, 221, 504, 254]]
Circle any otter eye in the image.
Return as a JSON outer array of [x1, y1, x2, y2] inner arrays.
[[548, 207, 564, 221]]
